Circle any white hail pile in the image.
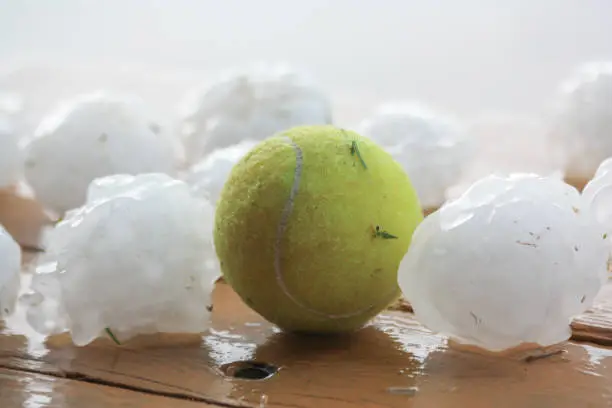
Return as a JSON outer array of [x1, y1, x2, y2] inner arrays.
[[178, 63, 332, 165], [185, 140, 257, 203], [22, 173, 218, 346], [398, 174, 608, 352], [358, 103, 471, 209], [23, 91, 178, 215], [0, 116, 22, 189], [549, 62, 612, 179], [0, 225, 21, 318]]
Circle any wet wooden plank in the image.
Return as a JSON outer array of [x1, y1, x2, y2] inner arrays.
[[1, 282, 612, 408], [572, 283, 612, 346], [0, 367, 217, 408]]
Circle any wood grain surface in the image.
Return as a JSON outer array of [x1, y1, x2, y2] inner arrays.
[[0, 367, 216, 408]]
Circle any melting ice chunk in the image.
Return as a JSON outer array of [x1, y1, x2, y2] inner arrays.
[[22, 173, 218, 346], [582, 157, 612, 260], [178, 63, 332, 165], [185, 140, 257, 204], [398, 174, 608, 352], [22, 91, 179, 214], [0, 225, 21, 318], [549, 61, 612, 179], [358, 102, 472, 209]]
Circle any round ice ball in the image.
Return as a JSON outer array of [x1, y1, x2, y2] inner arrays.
[[0, 225, 21, 318], [448, 114, 566, 199], [185, 140, 257, 203], [357, 103, 471, 209], [23, 91, 178, 215], [178, 63, 332, 165], [549, 62, 612, 179], [398, 174, 608, 352], [0, 116, 22, 189], [582, 157, 612, 245], [23, 173, 218, 345]]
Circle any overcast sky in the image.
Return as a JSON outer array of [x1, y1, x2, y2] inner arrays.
[[1, 0, 611, 123]]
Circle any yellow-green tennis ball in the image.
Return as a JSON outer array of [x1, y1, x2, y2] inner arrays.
[[214, 125, 423, 333]]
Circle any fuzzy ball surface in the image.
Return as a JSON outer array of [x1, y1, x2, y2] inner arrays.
[[214, 125, 423, 333]]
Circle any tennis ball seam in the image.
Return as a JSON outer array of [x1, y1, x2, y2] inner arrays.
[[273, 135, 391, 319]]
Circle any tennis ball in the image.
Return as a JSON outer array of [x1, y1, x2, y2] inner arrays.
[[214, 125, 423, 333]]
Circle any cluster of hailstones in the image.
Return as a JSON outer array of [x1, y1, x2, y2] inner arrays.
[[1, 61, 612, 351], [0, 166, 607, 350]]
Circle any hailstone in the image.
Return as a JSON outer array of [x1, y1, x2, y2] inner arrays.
[[398, 174, 608, 352], [358, 103, 471, 209], [22, 173, 218, 346], [549, 62, 612, 179], [582, 158, 612, 251], [0, 116, 22, 188], [23, 91, 178, 215], [448, 114, 566, 199], [0, 225, 21, 318], [178, 63, 332, 165], [185, 140, 257, 203]]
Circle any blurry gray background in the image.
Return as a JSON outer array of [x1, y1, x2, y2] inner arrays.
[[1, 0, 612, 127]]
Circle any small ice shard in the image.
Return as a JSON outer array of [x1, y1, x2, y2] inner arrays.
[[185, 140, 257, 203], [178, 63, 332, 165], [448, 114, 566, 199], [398, 174, 608, 352], [358, 103, 472, 209], [0, 225, 21, 318], [549, 62, 612, 180], [0, 116, 22, 189], [23, 173, 218, 346], [22, 91, 179, 214]]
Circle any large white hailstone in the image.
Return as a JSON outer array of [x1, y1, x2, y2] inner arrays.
[[358, 103, 471, 209], [549, 62, 612, 179], [22, 173, 218, 346], [448, 114, 566, 199], [398, 174, 608, 352], [179, 63, 332, 165], [23, 91, 178, 215], [582, 158, 612, 249], [185, 140, 257, 203], [0, 116, 22, 188], [0, 225, 21, 318]]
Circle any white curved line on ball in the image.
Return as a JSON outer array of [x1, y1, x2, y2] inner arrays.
[[274, 136, 387, 319]]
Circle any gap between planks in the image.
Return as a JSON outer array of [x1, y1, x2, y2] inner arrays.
[[0, 360, 248, 408]]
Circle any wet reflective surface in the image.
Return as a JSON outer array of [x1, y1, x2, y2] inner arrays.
[[1, 271, 612, 408]]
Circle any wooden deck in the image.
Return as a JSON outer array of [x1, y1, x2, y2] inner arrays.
[[1, 192, 612, 407]]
